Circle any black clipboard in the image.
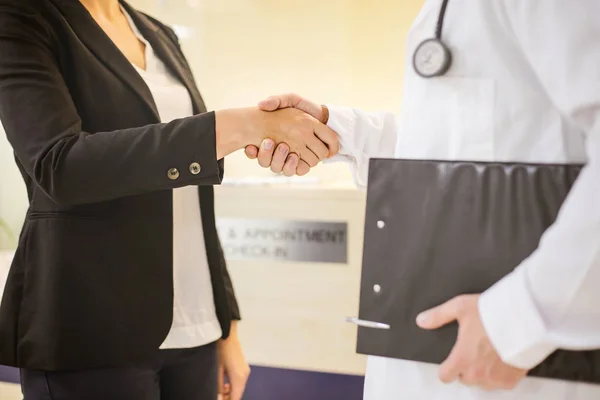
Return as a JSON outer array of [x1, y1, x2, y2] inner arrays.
[[355, 158, 600, 383]]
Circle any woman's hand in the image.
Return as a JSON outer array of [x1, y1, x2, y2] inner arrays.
[[217, 322, 250, 400]]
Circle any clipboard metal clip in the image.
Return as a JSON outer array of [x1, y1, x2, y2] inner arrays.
[[346, 317, 391, 330]]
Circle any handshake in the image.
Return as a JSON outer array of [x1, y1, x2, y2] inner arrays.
[[215, 94, 339, 175]]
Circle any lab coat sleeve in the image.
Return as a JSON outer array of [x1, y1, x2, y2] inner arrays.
[[478, 0, 600, 370], [324, 105, 400, 188]]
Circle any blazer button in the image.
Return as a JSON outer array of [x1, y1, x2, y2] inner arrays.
[[167, 168, 180, 180], [189, 162, 201, 175]]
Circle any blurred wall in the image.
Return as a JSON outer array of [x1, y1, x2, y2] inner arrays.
[[0, 0, 423, 246], [130, 0, 421, 182]]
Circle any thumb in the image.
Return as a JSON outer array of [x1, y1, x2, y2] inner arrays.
[[257, 93, 304, 111], [244, 145, 259, 159], [416, 297, 460, 330], [258, 93, 324, 122], [257, 96, 283, 111]]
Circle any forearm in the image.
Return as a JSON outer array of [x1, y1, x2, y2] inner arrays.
[[480, 134, 600, 369], [10, 106, 272, 206], [18, 112, 222, 205], [215, 108, 262, 160]]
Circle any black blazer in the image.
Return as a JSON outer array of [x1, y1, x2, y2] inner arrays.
[[0, 0, 240, 371]]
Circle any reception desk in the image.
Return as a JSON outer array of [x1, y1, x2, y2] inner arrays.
[[0, 182, 368, 399], [216, 183, 366, 355]]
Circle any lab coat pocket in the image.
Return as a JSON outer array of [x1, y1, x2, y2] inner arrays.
[[398, 76, 495, 161]]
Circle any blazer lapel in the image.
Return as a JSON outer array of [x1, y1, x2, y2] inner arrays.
[[48, 0, 161, 121], [122, 3, 208, 115]]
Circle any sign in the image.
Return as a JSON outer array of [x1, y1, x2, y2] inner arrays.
[[216, 218, 348, 264]]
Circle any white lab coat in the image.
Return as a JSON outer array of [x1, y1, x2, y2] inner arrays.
[[326, 0, 600, 398]]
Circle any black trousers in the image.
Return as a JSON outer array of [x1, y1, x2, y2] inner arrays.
[[20, 343, 218, 400]]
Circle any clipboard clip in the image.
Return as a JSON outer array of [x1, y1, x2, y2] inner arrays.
[[346, 317, 391, 330]]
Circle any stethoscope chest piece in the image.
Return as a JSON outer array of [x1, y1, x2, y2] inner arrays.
[[413, 38, 452, 78]]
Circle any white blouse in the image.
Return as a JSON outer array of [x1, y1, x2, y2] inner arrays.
[[123, 9, 222, 349]]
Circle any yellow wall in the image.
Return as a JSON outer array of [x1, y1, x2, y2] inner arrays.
[[131, 0, 423, 182], [0, 0, 424, 245]]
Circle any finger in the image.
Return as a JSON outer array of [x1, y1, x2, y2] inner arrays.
[[439, 342, 466, 384], [258, 93, 303, 111], [218, 365, 225, 393], [220, 382, 232, 400], [256, 139, 275, 168], [270, 144, 290, 173], [257, 96, 283, 111], [245, 145, 259, 159], [459, 373, 477, 387], [480, 383, 497, 392], [282, 154, 299, 177], [305, 135, 330, 161], [490, 365, 526, 390], [312, 120, 340, 157], [499, 375, 522, 391], [459, 365, 487, 387], [416, 296, 462, 330], [301, 149, 320, 168], [296, 160, 311, 176]]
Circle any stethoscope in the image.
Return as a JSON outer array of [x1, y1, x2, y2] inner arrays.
[[413, 0, 452, 78]]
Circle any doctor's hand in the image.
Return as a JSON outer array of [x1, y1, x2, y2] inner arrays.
[[417, 294, 528, 390], [258, 93, 328, 124], [244, 94, 334, 176], [218, 322, 250, 400]]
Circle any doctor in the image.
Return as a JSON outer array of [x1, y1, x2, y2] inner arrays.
[[246, 0, 600, 399]]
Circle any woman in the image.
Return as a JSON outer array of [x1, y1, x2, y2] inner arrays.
[[0, 0, 338, 399]]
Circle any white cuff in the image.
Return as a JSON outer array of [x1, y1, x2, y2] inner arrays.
[[478, 265, 557, 369], [322, 105, 367, 187], [325, 104, 357, 159]]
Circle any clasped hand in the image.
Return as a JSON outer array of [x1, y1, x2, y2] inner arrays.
[[243, 94, 332, 175]]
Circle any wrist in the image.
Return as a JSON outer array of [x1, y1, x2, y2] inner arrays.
[[220, 321, 239, 343], [215, 108, 261, 159]]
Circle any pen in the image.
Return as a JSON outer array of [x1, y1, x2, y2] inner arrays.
[[346, 317, 391, 330]]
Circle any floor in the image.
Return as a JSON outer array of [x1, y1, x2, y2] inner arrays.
[[0, 365, 364, 400]]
